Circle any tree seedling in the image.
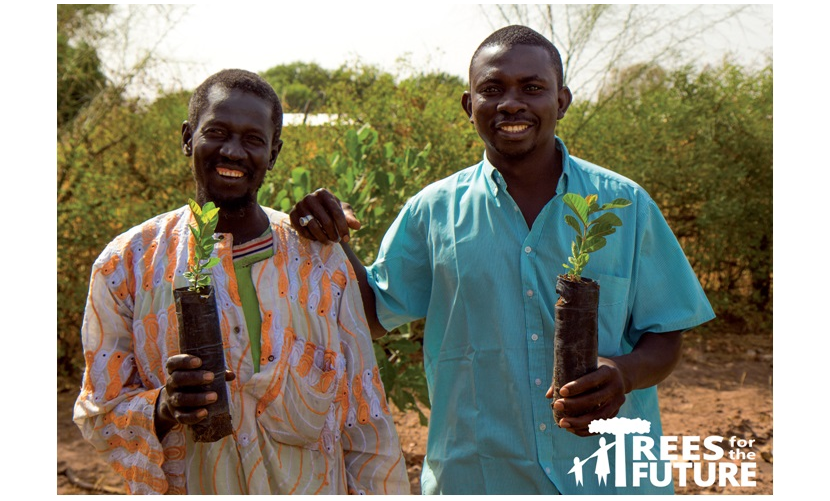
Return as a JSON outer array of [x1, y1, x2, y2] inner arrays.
[[561, 193, 632, 281], [183, 198, 223, 293]]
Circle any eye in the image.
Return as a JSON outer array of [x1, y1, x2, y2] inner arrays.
[[246, 135, 266, 145], [202, 127, 226, 138], [524, 84, 543, 92]]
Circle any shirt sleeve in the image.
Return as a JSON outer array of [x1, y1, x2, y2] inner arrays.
[[366, 199, 432, 331], [72, 247, 186, 494], [626, 198, 716, 345], [336, 259, 410, 495]]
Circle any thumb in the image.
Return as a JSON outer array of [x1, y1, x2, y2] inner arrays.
[[343, 204, 361, 230]]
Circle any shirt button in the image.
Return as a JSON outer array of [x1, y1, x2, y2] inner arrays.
[[539, 423, 547, 431], [531, 333, 539, 341], [535, 378, 542, 386], [524, 246, 532, 254], [526, 289, 534, 298], [268, 355, 275, 362], [513, 205, 520, 211], [545, 467, 551, 474], [233, 326, 241, 334]]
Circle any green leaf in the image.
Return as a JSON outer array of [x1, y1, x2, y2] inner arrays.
[[600, 198, 633, 210], [203, 257, 221, 270], [564, 215, 582, 236], [203, 218, 219, 238], [587, 222, 617, 239], [190, 224, 201, 242], [328, 153, 343, 175], [188, 198, 202, 218], [291, 167, 310, 191], [345, 129, 359, 162], [582, 237, 607, 254], [590, 212, 623, 228], [585, 194, 600, 215], [357, 124, 378, 149], [416, 407, 429, 426], [563, 193, 589, 225], [202, 207, 220, 224]]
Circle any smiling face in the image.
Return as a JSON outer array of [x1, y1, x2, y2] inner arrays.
[[463, 43, 572, 167], [182, 86, 282, 210]]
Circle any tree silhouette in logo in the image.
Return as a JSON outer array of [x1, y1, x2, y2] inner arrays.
[[575, 417, 651, 487]]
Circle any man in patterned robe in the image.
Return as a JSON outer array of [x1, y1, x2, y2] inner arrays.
[[73, 69, 409, 495]]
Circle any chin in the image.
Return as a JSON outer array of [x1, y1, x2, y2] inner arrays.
[[199, 189, 257, 211], [494, 144, 535, 159]]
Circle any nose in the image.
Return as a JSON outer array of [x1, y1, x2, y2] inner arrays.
[[219, 135, 245, 161], [497, 88, 526, 114]]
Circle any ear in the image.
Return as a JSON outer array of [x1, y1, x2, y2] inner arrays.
[[557, 86, 573, 120], [181, 121, 193, 157], [268, 138, 283, 171], [461, 91, 473, 123]]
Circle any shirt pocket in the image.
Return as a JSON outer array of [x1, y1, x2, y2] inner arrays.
[[254, 338, 343, 448], [596, 274, 631, 357]]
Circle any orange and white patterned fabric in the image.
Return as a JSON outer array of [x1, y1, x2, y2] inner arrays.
[[73, 205, 409, 495]]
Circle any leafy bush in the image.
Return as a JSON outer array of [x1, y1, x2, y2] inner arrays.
[[58, 58, 772, 418]]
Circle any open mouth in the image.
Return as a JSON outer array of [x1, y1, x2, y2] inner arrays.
[[498, 123, 531, 134], [216, 167, 245, 178]]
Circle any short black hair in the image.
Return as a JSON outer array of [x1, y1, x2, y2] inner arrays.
[[470, 25, 565, 87], [188, 68, 283, 140]]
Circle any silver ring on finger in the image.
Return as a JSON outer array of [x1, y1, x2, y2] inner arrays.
[[299, 215, 315, 227]]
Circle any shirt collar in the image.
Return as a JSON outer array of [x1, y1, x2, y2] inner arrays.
[[481, 136, 572, 198]]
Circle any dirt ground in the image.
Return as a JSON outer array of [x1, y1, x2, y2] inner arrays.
[[57, 326, 772, 495]]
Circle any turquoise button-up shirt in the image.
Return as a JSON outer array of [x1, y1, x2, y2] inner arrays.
[[366, 138, 715, 494]]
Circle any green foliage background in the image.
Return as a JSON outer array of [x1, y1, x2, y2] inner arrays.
[[58, 7, 772, 420]]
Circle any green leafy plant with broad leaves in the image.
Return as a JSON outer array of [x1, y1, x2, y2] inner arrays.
[[562, 193, 632, 281], [184, 199, 223, 292], [258, 125, 433, 423]]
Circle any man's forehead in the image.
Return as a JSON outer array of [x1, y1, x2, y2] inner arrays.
[[201, 86, 273, 120], [206, 85, 232, 103], [471, 44, 555, 81]]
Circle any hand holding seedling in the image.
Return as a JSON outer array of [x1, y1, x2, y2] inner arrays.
[[548, 193, 633, 436], [155, 199, 232, 439], [154, 355, 236, 439], [547, 359, 626, 437], [548, 331, 684, 437]]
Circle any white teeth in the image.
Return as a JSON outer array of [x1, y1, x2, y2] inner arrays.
[[501, 125, 529, 133], [217, 168, 244, 178]]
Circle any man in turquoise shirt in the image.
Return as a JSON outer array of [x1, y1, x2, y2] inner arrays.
[[291, 26, 715, 494]]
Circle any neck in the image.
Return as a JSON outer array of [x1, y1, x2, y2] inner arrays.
[[489, 144, 563, 229], [211, 200, 269, 244], [490, 143, 563, 194]]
